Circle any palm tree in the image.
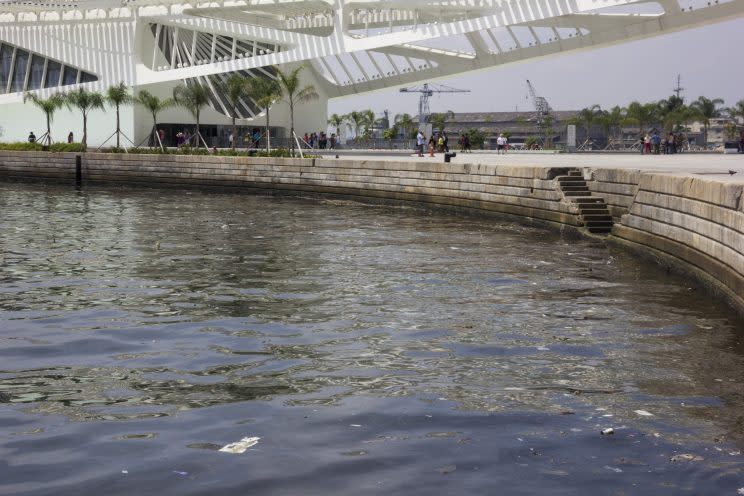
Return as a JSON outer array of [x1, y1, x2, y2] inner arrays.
[[135, 90, 174, 150], [729, 100, 744, 123], [625, 101, 658, 137], [275, 65, 319, 156], [430, 110, 455, 134], [64, 88, 105, 150], [598, 106, 626, 147], [173, 83, 211, 148], [223, 74, 250, 150], [567, 105, 601, 147], [23, 92, 65, 146], [357, 109, 375, 139], [328, 113, 344, 138], [247, 76, 281, 154], [344, 111, 367, 141], [691, 96, 725, 145], [106, 82, 133, 149], [394, 113, 414, 138]]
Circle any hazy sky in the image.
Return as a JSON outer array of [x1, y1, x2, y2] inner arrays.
[[328, 17, 744, 118]]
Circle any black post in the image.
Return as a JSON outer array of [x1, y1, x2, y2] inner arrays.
[[75, 155, 82, 186]]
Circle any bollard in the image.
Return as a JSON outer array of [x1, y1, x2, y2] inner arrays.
[[75, 155, 82, 186], [444, 152, 457, 163]]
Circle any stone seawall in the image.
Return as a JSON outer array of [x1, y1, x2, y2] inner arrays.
[[610, 172, 744, 314], [0, 151, 582, 230], [1, 151, 743, 314]]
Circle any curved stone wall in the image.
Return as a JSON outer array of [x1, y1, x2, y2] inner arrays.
[[0, 151, 742, 315]]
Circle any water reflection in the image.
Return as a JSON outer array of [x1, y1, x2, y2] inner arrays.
[[1, 182, 743, 440]]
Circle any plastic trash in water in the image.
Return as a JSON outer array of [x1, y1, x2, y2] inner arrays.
[[173, 471, 189, 476], [219, 436, 260, 454], [634, 410, 653, 417], [601, 428, 614, 435]]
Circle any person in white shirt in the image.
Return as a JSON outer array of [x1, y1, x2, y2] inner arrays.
[[496, 134, 508, 155], [416, 130, 425, 157]]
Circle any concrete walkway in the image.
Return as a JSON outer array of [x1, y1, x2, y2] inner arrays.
[[324, 151, 744, 183]]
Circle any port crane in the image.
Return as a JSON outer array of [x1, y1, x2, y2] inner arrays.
[[400, 83, 470, 130]]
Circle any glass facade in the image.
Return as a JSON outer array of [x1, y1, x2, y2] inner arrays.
[[0, 44, 12, 92], [0, 42, 97, 94], [28, 55, 45, 90], [61, 65, 78, 86], [10, 49, 28, 93], [44, 60, 61, 88]]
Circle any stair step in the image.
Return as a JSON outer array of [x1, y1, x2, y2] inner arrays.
[[579, 208, 611, 215], [564, 191, 593, 197], [588, 227, 613, 234], [556, 176, 584, 182], [561, 186, 590, 192], [559, 181, 588, 187], [585, 222, 614, 229], [573, 195, 605, 201], [568, 170, 582, 177], [582, 215, 613, 222]]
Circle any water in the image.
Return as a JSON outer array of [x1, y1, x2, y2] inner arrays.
[[1, 182, 743, 495]]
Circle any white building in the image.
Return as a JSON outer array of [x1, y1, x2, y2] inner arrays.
[[1, 0, 742, 146]]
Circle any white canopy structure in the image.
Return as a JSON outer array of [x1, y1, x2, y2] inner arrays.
[[1, 0, 742, 145]]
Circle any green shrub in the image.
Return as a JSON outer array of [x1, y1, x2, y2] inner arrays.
[[0, 142, 44, 151], [49, 142, 86, 153]]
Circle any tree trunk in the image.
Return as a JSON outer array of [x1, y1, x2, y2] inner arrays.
[[82, 112, 88, 150], [289, 99, 295, 157], [266, 108, 271, 154], [195, 111, 200, 149], [116, 104, 121, 149], [232, 115, 237, 151], [46, 113, 51, 146]]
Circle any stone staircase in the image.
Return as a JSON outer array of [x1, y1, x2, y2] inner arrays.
[[556, 169, 614, 234]]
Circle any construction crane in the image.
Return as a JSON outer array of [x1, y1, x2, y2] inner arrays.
[[399, 83, 470, 130], [526, 79, 553, 147]]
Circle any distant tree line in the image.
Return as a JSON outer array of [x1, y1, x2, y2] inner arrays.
[[20, 66, 318, 155]]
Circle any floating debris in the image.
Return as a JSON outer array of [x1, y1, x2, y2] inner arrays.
[[634, 410, 653, 417], [173, 471, 189, 477], [604, 466, 623, 473], [436, 464, 457, 475], [670, 454, 703, 462], [121, 470, 128, 475], [219, 437, 260, 454], [601, 428, 615, 436]]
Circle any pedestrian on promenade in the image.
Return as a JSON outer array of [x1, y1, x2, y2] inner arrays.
[[28, 131, 36, 143], [437, 134, 445, 153], [463, 133, 471, 153], [416, 130, 425, 157], [429, 136, 436, 157], [665, 132, 675, 154], [644, 134, 651, 155], [67, 132, 74, 144], [496, 133, 507, 155], [443, 131, 449, 153], [739, 133, 744, 153], [651, 131, 661, 154]]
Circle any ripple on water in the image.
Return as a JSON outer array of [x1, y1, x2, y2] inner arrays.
[[1, 182, 744, 494]]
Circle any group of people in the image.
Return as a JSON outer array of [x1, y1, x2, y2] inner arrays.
[[302, 132, 337, 150], [639, 131, 684, 155], [27, 131, 75, 144]]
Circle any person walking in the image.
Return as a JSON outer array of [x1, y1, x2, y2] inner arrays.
[[463, 133, 471, 153], [428, 136, 436, 157], [651, 131, 661, 155], [416, 130, 425, 157], [443, 131, 449, 153], [644, 134, 651, 155], [496, 133, 507, 155]]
